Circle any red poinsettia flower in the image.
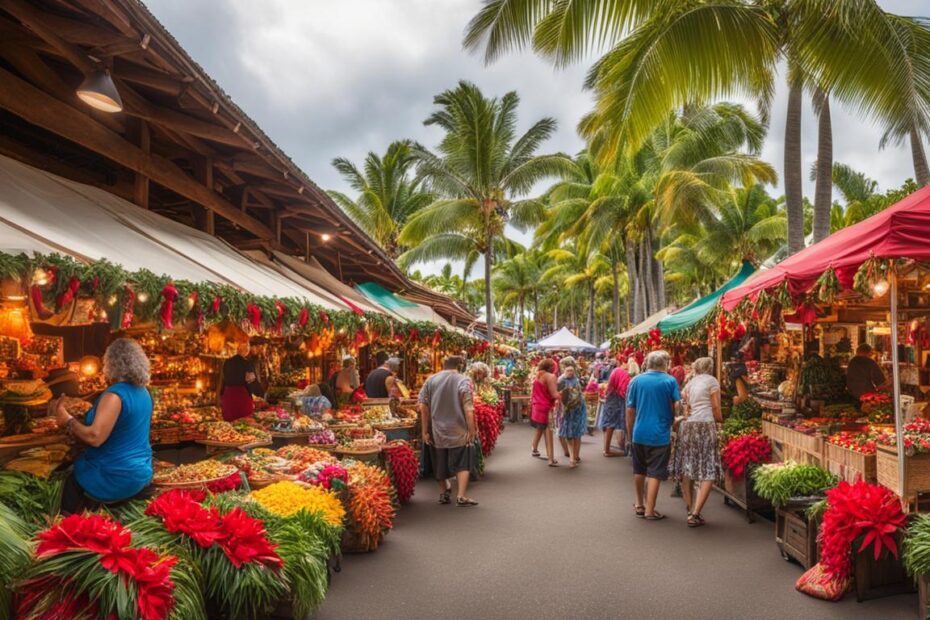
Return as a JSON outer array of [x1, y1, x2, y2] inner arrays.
[[36, 514, 131, 558], [218, 508, 283, 569]]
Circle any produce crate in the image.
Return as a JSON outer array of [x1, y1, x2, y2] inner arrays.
[[853, 531, 915, 602], [762, 420, 788, 446], [876, 445, 930, 498], [775, 508, 819, 569], [715, 469, 772, 523], [824, 442, 877, 484]]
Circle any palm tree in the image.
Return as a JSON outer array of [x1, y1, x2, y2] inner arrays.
[[542, 243, 610, 343], [328, 141, 432, 258], [492, 252, 542, 345], [397, 81, 572, 345], [464, 0, 930, 252], [423, 263, 464, 297]]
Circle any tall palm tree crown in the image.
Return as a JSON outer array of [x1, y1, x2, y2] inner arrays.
[[397, 81, 572, 345], [328, 140, 432, 258]]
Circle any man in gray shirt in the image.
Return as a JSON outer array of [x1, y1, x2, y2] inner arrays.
[[418, 356, 479, 507]]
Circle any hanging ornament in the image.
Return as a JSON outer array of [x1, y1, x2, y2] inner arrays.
[[274, 300, 287, 335], [159, 282, 178, 329], [815, 266, 841, 304], [91, 275, 99, 291], [121, 286, 136, 330], [298, 307, 309, 328], [246, 303, 262, 331], [210, 294, 222, 315], [320, 310, 329, 324], [55, 276, 80, 309]]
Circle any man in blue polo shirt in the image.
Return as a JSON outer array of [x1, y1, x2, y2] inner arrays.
[[626, 350, 680, 521]]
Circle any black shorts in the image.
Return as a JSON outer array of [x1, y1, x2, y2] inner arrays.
[[429, 444, 476, 480], [530, 420, 548, 430], [632, 443, 671, 480]]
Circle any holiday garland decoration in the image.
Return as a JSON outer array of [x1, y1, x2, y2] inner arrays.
[[474, 398, 504, 457], [1, 251, 476, 351], [818, 480, 906, 581], [814, 267, 841, 304]]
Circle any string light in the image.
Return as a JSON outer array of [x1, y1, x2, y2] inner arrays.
[[32, 269, 48, 286], [108, 295, 118, 306], [137, 292, 150, 303], [872, 280, 889, 296]]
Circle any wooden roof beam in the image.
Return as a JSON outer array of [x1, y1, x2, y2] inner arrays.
[[3, 0, 98, 74], [0, 65, 274, 241], [72, 0, 138, 39]]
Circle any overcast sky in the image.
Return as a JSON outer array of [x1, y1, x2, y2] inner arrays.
[[147, 0, 928, 272]]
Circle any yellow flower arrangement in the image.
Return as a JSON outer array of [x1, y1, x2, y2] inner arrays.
[[250, 480, 345, 526]]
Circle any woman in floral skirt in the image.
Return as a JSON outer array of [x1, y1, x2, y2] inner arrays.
[[599, 362, 631, 457], [670, 357, 723, 527], [557, 358, 587, 468]]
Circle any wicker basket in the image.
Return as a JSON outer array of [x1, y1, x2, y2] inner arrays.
[[876, 445, 930, 497], [150, 426, 180, 445], [824, 442, 877, 483]]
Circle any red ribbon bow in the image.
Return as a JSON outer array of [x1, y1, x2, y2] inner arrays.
[[246, 303, 261, 330], [274, 300, 286, 335], [160, 283, 178, 330], [56, 276, 81, 309], [121, 287, 136, 330]]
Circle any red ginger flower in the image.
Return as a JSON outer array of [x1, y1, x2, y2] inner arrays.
[[36, 513, 131, 558], [218, 508, 283, 569]]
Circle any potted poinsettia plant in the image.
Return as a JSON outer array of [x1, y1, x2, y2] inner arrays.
[[719, 433, 773, 520]]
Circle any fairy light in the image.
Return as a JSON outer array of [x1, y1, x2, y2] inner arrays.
[[137, 292, 150, 303], [107, 295, 118, 306], [872, 280, 889, 296], [32, 268, 48, 286]]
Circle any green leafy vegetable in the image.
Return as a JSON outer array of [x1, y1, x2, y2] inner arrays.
[[751, 462, 838, 507]]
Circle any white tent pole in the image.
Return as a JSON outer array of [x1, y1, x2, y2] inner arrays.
[[890, 266, 905, 497]]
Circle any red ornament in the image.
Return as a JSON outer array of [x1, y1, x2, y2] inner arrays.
[[320, 310, 329, 324], [56, 276, 80, 309], [210, 295, 222, 315], [159, 283, 178, 329], [274, 300, 287, 335], [246, 303, 261, 331], [298, 307, 309, 327], [121, 287, 136, 330]]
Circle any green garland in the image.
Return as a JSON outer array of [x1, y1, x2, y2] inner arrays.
[[4, 251, 475, 350], [853, 256, 889, 298], [814, 266, 841, 304], [775, 280, 794, 311]]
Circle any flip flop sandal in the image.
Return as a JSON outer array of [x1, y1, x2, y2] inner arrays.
[[688, 514, 705, 528], [439, 490, 451, 505], [531, 450, 541, 457], [634, 505, 646, 518], [456, 497, 479, 507], [644, 512, 667, 521], [548, 461, 560, 467]]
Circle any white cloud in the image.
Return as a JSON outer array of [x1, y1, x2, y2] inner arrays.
[[146, 0, 928, 277]]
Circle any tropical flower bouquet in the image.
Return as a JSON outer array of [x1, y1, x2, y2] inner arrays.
[[876, 417, 930, 455]]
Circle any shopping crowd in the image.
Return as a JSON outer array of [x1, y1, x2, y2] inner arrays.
[[529, 350, 722, 527]]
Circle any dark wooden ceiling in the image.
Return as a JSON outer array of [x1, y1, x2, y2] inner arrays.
[[0, 0, 473, 324]]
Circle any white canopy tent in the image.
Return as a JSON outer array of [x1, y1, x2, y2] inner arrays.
[[599, 308, 673, 348], [271, 252, 391, 317], [0, 154, 345, 310], [535, 327, 600, 352]]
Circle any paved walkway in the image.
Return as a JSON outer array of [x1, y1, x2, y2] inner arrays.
[[317, 423, 914, 619]]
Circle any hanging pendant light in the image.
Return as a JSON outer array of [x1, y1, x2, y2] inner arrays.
[[76, 69, 123, 113]]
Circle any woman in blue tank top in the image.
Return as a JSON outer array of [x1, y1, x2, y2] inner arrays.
[[55, 338, 153, 513]]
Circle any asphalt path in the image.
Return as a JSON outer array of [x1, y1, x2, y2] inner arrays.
[[316, 423, 914, 619]]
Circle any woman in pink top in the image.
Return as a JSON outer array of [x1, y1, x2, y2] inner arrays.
[[530, 359, 560, 466], [600, 364, 631, 456]]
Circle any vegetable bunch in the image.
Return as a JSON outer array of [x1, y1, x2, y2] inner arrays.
[[903, 514, 930, 578], [730, 399, 763, 420], [721, 434, 771, 478], [751, 462, 837, 507], [722, 416, 761, 440]]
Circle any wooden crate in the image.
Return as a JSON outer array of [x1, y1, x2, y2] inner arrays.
[[775, 508, 819, 569], [716, 469, 772, 523], [824, 442, 877, 483], [877, 445, 930, 497], [762, 420, 788, 446], [854, 531, 915, 602]]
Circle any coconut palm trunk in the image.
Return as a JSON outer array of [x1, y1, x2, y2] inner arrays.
[[911, 126, 930, 187], [813, 91, 833, 243], [785, 80, 805, 255], [611, 260, 621, 336], [626, 239, 643, 324], [484, 233, 494, 355], [586, 280, 596, 343]]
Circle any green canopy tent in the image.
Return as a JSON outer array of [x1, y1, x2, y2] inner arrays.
[[657, 260, 756, 334]]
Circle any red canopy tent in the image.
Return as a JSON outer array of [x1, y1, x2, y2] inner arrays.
[[722, 184, 930, 311]]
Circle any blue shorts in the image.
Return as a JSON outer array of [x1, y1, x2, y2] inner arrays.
[[632, 443, 670, 480]]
